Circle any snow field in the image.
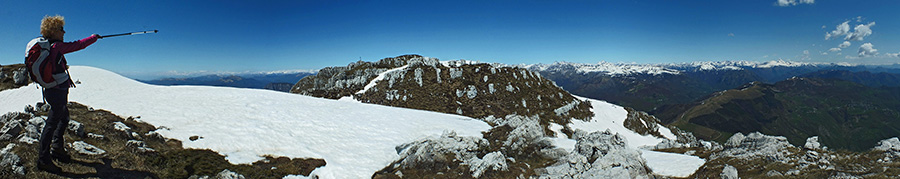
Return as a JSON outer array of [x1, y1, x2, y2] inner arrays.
[[0, 66, 706, 178], [640, 150, 705, 177], [0, 66, 491, 179]]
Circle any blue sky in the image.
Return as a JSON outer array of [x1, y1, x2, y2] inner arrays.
[[2, 0, 899, 79]]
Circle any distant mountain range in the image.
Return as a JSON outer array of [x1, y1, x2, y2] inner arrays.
[[140, 72, 315, 92], [529, 61, 900, 151], [528, 61, 900, 113]]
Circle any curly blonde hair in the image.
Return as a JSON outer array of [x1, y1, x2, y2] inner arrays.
[[40, 15, 65, 38]]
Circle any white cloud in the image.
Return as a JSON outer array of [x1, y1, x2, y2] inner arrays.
[[821, 52, 828, 55], [886, 53, 900, 58], [858, 43, 878, 57], [828, 48, 842, 52], [803, 50, 810, 55], [825, 21, 850, 40], [838, 41, 851, 48], [776, 0, 814, 6], [728, 33, 735, 37], [845, 22, 875, 41], [821, 25, 826, 29]]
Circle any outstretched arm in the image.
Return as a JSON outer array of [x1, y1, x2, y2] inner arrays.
[[53, 34, 100, 54]]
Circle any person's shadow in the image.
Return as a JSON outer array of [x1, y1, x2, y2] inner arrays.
[[50, 158, 158, 179]]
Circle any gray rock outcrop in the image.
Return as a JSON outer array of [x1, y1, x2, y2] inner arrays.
[[538, 131, 651, 179], [12, 68, 27, 85], [0, 144, 24, 175], [70, 141, 106, 155], [714, 132, 794, 161], [804, 136, 822, 150], [721, 165, 739, 179]]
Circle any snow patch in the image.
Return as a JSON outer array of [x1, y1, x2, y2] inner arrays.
[[357, 64, 410, 95], [640, 150, 705, 178]]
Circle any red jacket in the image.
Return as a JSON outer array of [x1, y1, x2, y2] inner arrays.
[[48, 35, 98, 88]]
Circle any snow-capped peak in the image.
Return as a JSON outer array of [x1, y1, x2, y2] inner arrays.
[[527, 61, 680, 76], [529, 60, 861, 75]]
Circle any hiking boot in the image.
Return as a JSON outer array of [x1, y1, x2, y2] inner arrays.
[[50, 148, 72, 163], [37, 160, 61, 173]]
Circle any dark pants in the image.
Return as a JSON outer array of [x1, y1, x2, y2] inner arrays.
[[39, 88, 69, 162]]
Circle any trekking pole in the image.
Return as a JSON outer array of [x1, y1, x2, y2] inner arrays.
[[99, 30, 158, 39]]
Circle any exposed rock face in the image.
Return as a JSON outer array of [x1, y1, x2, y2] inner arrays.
[[18, 117, 45, 144], [538, 131, 651, 179], [622, 107, 664, 138], [463, 151, 509, 178], [484, 115, 553, 156], [376, 115, 565, 178], [290, 55, 416, 99], [292, 54, 593, 127], [874, 137, 900, 162], [392, 131, 489, 171], [714, 132, 795, 161], [805, 136, 822, 150], [694, 132, 900, 178]]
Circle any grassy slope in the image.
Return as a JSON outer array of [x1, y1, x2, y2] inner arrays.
[[670, 78, 900, 151]]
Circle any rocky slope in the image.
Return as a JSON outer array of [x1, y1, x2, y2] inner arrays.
[[0, 64, 30, 92], [292, 55, 696, 178], [0, 102, 324, 178], [687, 132, 900, 178], [292, 55, 594, 131]]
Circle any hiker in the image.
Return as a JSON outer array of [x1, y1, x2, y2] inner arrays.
[[31, 15, 100, 172]]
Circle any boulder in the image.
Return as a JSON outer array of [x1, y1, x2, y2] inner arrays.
[[539, 131, 651, 179], [216, 169, 246, 179], [874, 137, 900, 161], [721, 165, 739, 179], [0, 120, 22, 141], [804, 136, 821, 150], [874, 137, 900, 152], [36, 102, 50, 113], [713, 132, 794, 161], [12, 68, 27, 85], [393, 131, 488, 169], [18, 117, 45, 144], [68, 119, 86, 137], [88, 133, 106, 140], [463, 151, 509, 178], [69, 141, 106, 155]]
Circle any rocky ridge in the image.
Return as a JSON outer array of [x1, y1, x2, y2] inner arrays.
[[292, 55, 595, 133], [295, 55, 700, 178], [688, 132, 900, 178]]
